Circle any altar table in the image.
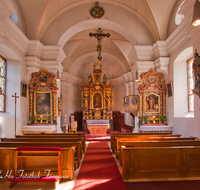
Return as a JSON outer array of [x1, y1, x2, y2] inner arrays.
[[22, 124, 56, 134], [87, 124, 109, 136], [140, 124, 173, 133]]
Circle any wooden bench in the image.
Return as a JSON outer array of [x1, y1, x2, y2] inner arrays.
[[0, 141, 81, 168], [16, 133, 86, 153], [123, 125, 134, 132], [8, 147, 62, 189], [1, 137, 84, 160], [0, 147, 75, 180], [121, 146, 200, 179], [121, 127, 130, 133], [119, 140, 200, 168], [115, 136, 197, 160], [111, 133, 181, 154]]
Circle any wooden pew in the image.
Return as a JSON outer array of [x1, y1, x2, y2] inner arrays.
[[115, 136, 197, 160], [0, 141, 82, 168], [1, 137, 84, 160], [0, 147, 75, 180], [111, 133, 181, 154], [16, 133, 86, 153], [119, 140, 200, 168], [121, 146, 200, 179]]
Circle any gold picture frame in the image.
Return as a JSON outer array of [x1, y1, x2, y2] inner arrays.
[[144, 93, 160, 113], [167, 81, 173, 97], [21, 81, 27, 98], [34, 91, 52, 116], [92, 92, 103, 109]]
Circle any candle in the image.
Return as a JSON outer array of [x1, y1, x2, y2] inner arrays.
[[65, 114, 67, 124]]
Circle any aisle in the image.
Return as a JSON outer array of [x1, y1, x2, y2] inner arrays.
[[73, 141, 127, 190]]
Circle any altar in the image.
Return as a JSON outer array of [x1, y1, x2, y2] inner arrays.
[[81, 62, 114, 132], [22, 124, 56, 134], [140, 124, 173, 133], [87, 124, 109, 136]]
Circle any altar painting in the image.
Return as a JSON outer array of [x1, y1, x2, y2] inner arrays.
[[35, 92, 51, 115], [145, 93, 159, 113], [93, 93, 102, 109]]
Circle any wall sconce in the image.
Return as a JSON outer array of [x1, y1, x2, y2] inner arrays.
[[192, 0, 200, 26]]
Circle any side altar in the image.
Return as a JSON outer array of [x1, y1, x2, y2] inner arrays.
[[81, 62, 114, 133], [138, 68, 172, 132], [22, 69, 59, 134]]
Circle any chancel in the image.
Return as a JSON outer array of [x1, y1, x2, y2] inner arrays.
[[1, 0, 200, 190]]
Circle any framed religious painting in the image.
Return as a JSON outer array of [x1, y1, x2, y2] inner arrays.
[[21, 81, 27, 98], [144, 93, 160, 113], [92, 92, 103, 109], [35, 92, 51, 115], [167, 81, 173, 97]]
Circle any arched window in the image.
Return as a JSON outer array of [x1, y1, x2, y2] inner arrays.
[[0, 56, 6, 112], [175, 1, 185, 25], [187, 58, 194, 112]]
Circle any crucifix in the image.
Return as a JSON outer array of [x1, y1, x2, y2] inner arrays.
[[12, 93, 19, 137], [89, 28, 110, 61]]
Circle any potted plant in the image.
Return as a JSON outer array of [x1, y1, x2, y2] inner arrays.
[[149, 118, 153, 124], [142, 115, 149, 124], [138, 119, 143, 128], [53, 119, 57, 124], [159, 115, 167, 123], [47, 115, 51, 123], [30, 115, 35, 124]]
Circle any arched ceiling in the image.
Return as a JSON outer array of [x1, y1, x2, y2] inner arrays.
[[16, 0, 178, 80]]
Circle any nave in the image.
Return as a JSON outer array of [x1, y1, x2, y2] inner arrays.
[[1, 131, 200, 190]]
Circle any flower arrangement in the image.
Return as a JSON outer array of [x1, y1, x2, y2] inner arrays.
[[36, 118, 41, 123], [149, 118, 153, 123], [155, 117, 159, 123]]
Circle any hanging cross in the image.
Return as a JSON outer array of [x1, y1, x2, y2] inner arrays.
[[89, 28, 110, 61], [12, 93, 19, 137]]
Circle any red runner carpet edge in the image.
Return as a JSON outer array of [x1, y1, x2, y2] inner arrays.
[[73, 141, 127, 190], [125, 180, 200, 190]]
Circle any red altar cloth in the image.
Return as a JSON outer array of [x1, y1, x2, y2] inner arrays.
[[88, 124, 109, 136]]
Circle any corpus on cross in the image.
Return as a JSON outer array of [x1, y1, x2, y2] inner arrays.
[[89, 28, 110, 60]]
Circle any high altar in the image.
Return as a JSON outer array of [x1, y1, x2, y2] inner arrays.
[[81, 62, 114, 135]]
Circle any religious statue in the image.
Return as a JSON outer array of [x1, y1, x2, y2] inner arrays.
[[103, 74, 107, 84], [89, 28, 110, 61], [83, 93, 89, 109], [106, 94, 112, 109], [193, 50, 200, 90]]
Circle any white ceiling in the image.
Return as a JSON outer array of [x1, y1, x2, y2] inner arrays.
[[15, 0, 181, 79]]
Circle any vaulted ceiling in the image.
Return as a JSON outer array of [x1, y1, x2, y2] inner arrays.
[[15, 0, 181, 80]]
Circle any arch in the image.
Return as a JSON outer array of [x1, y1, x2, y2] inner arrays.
[[174, 46, 193, 117], [39, 2, 156, 46]]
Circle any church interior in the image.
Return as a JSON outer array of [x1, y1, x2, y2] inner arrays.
[[1, 0, 200, 189]]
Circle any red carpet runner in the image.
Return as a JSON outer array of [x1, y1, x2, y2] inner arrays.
[[73, 141, 127, 190]]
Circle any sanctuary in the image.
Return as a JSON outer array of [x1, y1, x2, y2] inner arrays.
[[81, 62, 114, 134]]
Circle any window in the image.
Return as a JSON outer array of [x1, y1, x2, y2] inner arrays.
[[187, 58, 194, 112], [0, 56, 6, 112], [175, 1, 185, 25]]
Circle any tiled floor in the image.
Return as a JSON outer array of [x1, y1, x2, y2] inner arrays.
[[1, 141, 200, 190]]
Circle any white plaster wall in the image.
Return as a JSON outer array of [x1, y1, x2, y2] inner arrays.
[[61, 82, 82, 126], [174, 61, 188, 117]]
